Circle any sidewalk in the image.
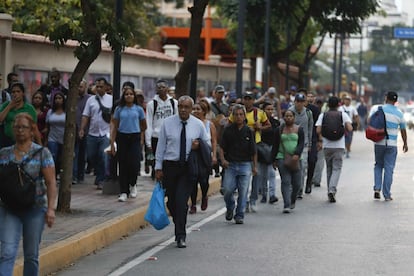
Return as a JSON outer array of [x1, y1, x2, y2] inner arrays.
[[13, 170, 222, 276]]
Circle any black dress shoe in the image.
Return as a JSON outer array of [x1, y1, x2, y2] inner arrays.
[[305, 186, 312, 194], [177, 239, 186, 248]]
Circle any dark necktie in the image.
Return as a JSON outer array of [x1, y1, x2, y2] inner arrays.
[[179, 121, 187, 164]]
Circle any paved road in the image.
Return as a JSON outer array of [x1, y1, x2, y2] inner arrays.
[[57, 132, 414, 276]]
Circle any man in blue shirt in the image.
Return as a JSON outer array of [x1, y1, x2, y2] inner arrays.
[[155, 95, 209, 248], [369, 91, 408, 201]]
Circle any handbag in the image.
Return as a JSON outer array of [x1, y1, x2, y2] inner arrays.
[[256, 142, 273, 164], [144, 181, 170, 230], [283, 153, 300, 172], [0, 147, 43, 212]]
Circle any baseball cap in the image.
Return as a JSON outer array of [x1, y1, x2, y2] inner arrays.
[[268, 87, 276, 94], [215, 85, 225, 93], [295, 93, 306, 102], [243, 91, 255, 99], [386, 91, 398, 102]]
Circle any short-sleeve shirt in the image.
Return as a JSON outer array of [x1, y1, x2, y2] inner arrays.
[[315, 111, 352, 149], [46, 110, 66, 144], [0, 143, 55, 208], [0, 102, 37, 139], [82, 94, 112, 137], [113, 104, 146, 133], [369, 104, 405, 147]]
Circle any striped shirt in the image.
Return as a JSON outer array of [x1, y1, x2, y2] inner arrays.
[[369, 104, 406, 147]]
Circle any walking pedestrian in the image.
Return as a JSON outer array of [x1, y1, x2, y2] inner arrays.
[[0, 113, 57, 275], [220, 104, 257, 224], [145, 79, 178, 180], [272, 110, 304, 213], [339, 94, 359, 158], [155, 96, 209, 248], [369, 91, 408, 201], [79, 77, 112, 190], [189, 101, 217, 214], [315, 96, 353, 203], [111, 87, 146, 202]]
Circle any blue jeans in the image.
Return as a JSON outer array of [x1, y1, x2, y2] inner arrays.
[[277, 159, 301, 208], [86, 134, 109, 184], [257, 162, 276, 198], [374, 145, 397, 199], [223, 162, 252, 220], [0, 206, 46, 276]]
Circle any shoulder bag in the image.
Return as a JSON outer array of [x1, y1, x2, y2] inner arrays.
[[0, 147, 43, 212], [280, 126, 300, 172]]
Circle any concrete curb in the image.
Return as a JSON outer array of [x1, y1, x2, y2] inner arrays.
[[13, 178, 222, 276]]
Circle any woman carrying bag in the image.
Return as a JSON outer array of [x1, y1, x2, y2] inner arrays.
[[0, 113, 57, 275], [271, 110, 304, 214]]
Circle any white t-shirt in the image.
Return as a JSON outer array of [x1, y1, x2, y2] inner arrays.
[[338, 104, 358, 121], [82, 93, 113, 137], [315, 111, 352, 149]]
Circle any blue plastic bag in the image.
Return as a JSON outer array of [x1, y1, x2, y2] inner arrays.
[[144, 182, 170, 230]]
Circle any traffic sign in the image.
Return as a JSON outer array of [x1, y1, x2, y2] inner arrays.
[[370, 65, 387, 73], [393, 27, 414, 39]]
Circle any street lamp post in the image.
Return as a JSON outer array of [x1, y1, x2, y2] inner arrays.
[[236, 0, 247, 98], [113, 0, 123, 101], [263, 0, 271, 92]]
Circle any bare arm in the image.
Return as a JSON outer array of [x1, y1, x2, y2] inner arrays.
[[78, 115, 90, 139], [401, 128, 408, 153], [42, 165, 57, 228], [209, 121, 217, 164], [110, 118, 119, 156]]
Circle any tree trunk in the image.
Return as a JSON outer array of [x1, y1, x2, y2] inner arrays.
[[57, 0, 102, 212], [174, 0, 209, 98]]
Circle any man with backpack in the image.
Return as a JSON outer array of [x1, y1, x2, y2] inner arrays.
[[368, 91, 407, 201], [315, 96, 353, 203], [145, 79, 178, 179]]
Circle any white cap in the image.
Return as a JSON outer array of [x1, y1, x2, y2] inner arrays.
[[268, 87, 276, 93]]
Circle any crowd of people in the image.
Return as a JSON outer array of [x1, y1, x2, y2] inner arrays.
[[0, 68, 408, 273]]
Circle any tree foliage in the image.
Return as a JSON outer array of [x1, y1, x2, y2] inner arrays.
[[0, 0, 159, 49], [215, 0, 379, 86]]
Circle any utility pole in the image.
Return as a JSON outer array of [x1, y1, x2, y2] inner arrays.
[[113, 0, 123, 101], [263, 0, 271, 92], [236, 0, 247, 98]]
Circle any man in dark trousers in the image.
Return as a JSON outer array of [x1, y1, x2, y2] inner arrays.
[[155, 95, 209, 248]]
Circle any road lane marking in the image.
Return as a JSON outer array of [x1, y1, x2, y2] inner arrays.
[[108, 207, 226, 276]]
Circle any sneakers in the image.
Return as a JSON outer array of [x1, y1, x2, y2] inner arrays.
[[189, 205, 196, 214], [290, 203, 296, 210], [250, 202, 257, 213], [269, 196, 279, 204], [245, 202, 250, 213], [201, 196, 208, 211], [234, 218, 244, 224], [130, 185, 138, 198], [225, 209, 234, 221], [374, 191, 380, 199], [96, 182, 103, 190], [118, 193, 127, 202], [260, 196, 267, 203], [385, 197, 393, 201], [283, 208, 290, 214], [328, 193, 336, 203]]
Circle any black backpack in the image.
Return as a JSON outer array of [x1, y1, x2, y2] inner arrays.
[[321, 111, 344, 141]]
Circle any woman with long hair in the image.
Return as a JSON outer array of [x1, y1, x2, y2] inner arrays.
[[111, 87, 147, 202], [189, 101, 217, 213], [45, 92, 66, 177], [0, 113, 56, 275], [31, 91, 49, 145]]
